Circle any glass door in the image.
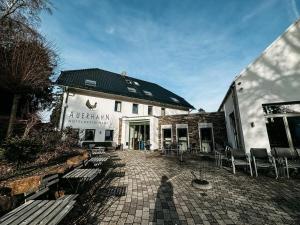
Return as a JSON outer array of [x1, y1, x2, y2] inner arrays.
[[265, 117, 290, 148], [162, 128, 172, 148], [287, 116, 300, 153], [177, 128, 188, 151]]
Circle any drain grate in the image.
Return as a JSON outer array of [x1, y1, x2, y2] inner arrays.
[[100, 186, 127, 197]]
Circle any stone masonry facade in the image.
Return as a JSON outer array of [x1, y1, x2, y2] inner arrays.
[[158, 112, 227, 149]]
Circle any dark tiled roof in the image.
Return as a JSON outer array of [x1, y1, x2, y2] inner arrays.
[[56, 68, 194, 109]]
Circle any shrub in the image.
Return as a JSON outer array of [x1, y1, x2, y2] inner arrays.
[[3, 137, 42, 165]]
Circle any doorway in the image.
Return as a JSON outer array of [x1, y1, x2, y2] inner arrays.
[[263, 103, 300, 154], [162, 128, 172, 148], [176, 126, 188, 151], [128, 121, 150, 150], [199, 123, 214, 153]]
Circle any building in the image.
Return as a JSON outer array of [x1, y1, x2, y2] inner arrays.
[[56, 68, 194, 150], [219, 19, 300, 154]]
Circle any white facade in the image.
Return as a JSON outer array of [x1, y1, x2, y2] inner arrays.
[[59, 89, 189, 150], [220, 19, 300, 153]]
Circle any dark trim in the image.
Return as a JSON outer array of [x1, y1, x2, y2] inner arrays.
[[262, 101, 300, 106]]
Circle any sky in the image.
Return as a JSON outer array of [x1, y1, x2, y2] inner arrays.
[[40, 0, 300, 113]]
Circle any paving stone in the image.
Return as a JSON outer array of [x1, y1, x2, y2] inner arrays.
[[85, 151, 300, 225]]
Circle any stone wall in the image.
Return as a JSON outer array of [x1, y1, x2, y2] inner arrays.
[[158, 112, 227, 149]]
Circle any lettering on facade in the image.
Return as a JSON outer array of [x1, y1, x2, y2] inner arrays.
[[68, 111, 110, 125]]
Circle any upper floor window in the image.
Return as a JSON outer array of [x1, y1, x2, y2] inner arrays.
[[143, 90, 153, 97], [161, 107, 166, 116], [127, 87, 136, 93], [85, 79, 96, 87], [148, 106, 153, 116], [133, 103, 139, 114], [115, 101, 122, 112], [105, 130, 114, 141]]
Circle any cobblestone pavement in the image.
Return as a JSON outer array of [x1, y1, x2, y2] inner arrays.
[[87, 151, 300, 225]]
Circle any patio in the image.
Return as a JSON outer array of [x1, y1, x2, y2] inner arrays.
[[62, 150, 300, 225]]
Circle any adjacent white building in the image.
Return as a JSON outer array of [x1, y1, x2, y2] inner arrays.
[[219, 19, 300, 154], [57, 68, 194, 150]]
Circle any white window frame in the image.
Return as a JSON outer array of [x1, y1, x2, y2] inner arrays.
[[175, 124, 189, 148], [161, 125, 173, 149]]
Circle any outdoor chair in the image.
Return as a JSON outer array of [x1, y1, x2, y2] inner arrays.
[[273, 147, 300, 178], [250, 148, 278, 178], [231, 148, 253, 176]]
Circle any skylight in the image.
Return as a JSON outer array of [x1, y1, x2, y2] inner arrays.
[[143, 90, 153, 96], [170, 97, 179, 103], [126, 79, 132, 85], [127, 87, 137, 93], [85, 79, 96, 87]]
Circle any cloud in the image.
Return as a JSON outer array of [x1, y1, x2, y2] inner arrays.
[[39, 0, 294, 119]]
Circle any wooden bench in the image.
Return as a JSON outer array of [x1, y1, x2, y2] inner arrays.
[[0, 195, 77, 225], [24, 174, 59, 202]]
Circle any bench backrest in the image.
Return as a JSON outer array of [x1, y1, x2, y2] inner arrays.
[[25, 174, 59, 202], [273, 147, 298, 159], [250, 148, 268, 159]]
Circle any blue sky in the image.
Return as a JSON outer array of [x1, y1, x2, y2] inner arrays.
[[40, 0, 300, 112]]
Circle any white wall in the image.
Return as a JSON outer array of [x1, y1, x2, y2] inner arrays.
[[234, 20, 300, 153], [222, 90, 237, 148], [59, 90, 188, 147]]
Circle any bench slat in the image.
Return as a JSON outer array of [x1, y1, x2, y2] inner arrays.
[[19, 200, 56, 225], [8, 201, 48, 225], [37, 200, 75, 225], [0, 200, 34, 223]]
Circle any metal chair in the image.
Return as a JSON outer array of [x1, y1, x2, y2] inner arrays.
[[231, 148, 253, 176], [273, 147, 300, 178], [250, 148, 278, 178]]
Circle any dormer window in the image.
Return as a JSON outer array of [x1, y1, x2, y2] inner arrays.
[[126, 79, 132, 85], [170, 97, 179, 103], [127, 87, 136, 93], [143, 90, 153, 96], [85, 79, 96, 87]]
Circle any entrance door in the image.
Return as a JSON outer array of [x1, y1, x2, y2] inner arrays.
[[177, 127, 188, 151], [162, 128, 172, 148], [128, 122, 150, 150], [199, 123, 214, 153]]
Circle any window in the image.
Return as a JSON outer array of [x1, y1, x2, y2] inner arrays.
[[105, 130, 114, 141], [115, 101, 122, 112], [127, 87, 136, 93], [84, 129, 95, 141], [161, 107, 166, 116], [125, 79, 132, 85], [132, 103, 139, 114], [134, 81, 140, 86], [85, 79, 96, 87], [170, 97, 179, 103], [143, 90, 153, 96], [148, 106, 153, 115]]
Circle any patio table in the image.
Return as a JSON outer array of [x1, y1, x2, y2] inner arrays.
[[91, 147, 105, 156], [0, 196, 76, 225], [86, 156, 109, 167], [63, 168, 101, 194]]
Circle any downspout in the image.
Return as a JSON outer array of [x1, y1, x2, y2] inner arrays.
[[60, 86, 69, 131]]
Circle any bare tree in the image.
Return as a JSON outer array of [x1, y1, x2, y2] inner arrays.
[[0, 35, 57, 137], [0, 0, 52, 25]]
